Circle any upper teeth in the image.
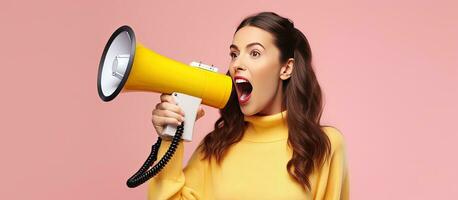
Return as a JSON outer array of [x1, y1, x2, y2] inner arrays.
[[235, 79, 248, 83]]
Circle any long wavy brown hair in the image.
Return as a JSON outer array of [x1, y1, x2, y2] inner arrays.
[[198, 12, 332, 190]]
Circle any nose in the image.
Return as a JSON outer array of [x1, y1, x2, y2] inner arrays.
[[231, 58, 246, 73], [235, 65, 246, 71], [230, 64, 246, 78]]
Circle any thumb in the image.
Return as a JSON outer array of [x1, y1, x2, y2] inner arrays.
[[196, 105, 205, 120]]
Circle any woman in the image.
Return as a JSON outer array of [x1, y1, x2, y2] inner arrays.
[[148, 12, 349, 200]]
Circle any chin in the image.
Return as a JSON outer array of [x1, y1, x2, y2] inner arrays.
[[239, 102, 260, 116]]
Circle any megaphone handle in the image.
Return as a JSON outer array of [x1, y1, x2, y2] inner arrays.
[[162, 92, 202, 142]]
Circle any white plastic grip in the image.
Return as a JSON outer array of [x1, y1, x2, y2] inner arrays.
[[162, 92, 202, 142]]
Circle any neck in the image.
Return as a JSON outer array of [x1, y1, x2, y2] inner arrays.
[[242, 110, 288, 142]]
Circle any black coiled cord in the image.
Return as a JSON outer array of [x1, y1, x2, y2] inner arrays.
[[126, 122, 184, 188]]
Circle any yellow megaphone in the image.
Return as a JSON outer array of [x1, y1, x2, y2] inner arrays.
[[97, 25, 233, 188], [97, 25, 232, 108]]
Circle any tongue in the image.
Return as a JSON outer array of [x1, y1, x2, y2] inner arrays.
[[240, 88, 252, 101], [240, 93, 249, 101]]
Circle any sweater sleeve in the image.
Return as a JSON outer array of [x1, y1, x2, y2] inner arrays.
[[316, 127, 350, 200], [147, 139, 207, 200]]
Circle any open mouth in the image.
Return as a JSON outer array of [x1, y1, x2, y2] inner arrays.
[[234, 77, 253, 104]]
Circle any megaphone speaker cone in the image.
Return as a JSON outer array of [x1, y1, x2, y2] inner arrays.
[[97, 25, 136, 102]]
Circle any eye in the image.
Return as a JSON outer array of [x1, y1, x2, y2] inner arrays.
[[250, 50, 261, 58], [229, 52, 238, 60]]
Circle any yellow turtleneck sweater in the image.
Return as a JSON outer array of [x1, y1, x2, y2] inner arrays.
[[147, 110, 349, 200]]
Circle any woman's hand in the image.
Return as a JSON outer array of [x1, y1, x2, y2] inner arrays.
[[151, 93, 205, 139]]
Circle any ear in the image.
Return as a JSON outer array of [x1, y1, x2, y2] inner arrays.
[[280, 58, 294, 80]]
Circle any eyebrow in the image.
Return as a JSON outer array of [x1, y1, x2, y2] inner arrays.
[[230, 42, 265, 50]]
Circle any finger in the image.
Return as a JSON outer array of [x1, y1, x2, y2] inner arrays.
[[153, 108, 185, 122], [152, 115, 183, 127], [160, 93, 177, 104], [155, 102, 185, 116]]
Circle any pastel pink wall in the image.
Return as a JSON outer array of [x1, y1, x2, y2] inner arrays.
[[1, 0, 456, 199]]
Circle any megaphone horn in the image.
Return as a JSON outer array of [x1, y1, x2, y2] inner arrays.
[[97, 25, 232, 109]]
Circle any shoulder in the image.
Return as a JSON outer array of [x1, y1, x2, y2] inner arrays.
[[184, 143, 209, 170], [321, 126, 346, 153]]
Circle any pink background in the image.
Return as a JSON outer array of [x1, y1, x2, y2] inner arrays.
[[1, 0, 457, 199]]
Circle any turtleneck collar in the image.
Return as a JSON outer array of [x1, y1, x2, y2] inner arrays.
[[242, 110, 288, 142]]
